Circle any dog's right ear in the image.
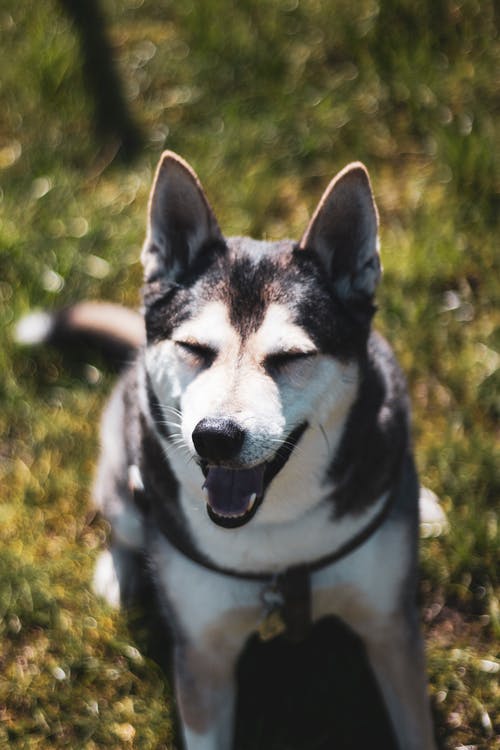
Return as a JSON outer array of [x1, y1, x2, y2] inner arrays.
[[141, 151, 223, 282]]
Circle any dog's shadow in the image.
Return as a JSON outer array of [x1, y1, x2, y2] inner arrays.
[[236, 619, 398, 750], [132, 579, 398, 750]]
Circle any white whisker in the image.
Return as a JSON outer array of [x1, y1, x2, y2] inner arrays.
[[157, 419, 183, 430], [265, 438, 306, 461], [165, 441, 194, 466], [164, 408, 183, 419]]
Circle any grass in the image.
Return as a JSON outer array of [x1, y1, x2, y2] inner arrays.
[[0, 0, 499, 747]]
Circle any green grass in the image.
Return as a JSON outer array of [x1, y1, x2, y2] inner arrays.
[[1, 0, 499, 747]]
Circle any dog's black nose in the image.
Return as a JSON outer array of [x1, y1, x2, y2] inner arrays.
[[192, 418, 245, 462]]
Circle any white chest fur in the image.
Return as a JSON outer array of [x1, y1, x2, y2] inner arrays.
[[151, 512, 410, 646]]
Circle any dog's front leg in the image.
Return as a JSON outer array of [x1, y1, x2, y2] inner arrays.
[[355, 609, 436, 750], [152, 537, 260, 750], [173, 637, 239, 750]]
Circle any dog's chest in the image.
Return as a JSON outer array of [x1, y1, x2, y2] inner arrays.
[[151, 506, 409, 647]]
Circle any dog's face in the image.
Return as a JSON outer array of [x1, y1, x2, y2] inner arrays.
[[142, 152, 380, 528]]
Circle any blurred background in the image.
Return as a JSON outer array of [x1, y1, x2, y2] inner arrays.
[[0, 0, 498, 747]]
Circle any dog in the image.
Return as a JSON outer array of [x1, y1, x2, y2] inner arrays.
[[18, 151, 437, 749]]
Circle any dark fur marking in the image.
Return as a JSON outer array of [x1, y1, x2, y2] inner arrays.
[[143, 240, 227, 344], [327, 332, 410, 517]]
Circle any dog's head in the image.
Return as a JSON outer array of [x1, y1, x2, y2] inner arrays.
[[141, 152, 380, 528]]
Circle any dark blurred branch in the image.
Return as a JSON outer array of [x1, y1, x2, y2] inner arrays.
[[59, 0, 143, 162]]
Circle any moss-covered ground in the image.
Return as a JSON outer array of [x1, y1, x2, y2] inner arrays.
[[1, 1, 498, 747]]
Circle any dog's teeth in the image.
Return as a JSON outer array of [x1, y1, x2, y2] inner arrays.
[[217, 510, 245, 519], [248, 493, 257, 510]]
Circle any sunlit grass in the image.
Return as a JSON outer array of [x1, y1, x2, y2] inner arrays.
[[1, 0, 498, 747]]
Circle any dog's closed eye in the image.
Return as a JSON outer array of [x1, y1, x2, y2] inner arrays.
[[264, 350, 317, 375], [175, 340, 216, 367]]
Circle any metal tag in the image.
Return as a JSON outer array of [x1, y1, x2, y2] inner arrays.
[[258, 607, 286, 642], [258, 579, 286, 642]]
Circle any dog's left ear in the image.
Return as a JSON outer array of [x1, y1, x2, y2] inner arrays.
[[299, 163, 381, 307], [142, 151, 223, 281]]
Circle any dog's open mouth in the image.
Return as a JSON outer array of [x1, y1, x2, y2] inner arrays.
[[203, 465, 265, 528], [202, 423, 307, 529]]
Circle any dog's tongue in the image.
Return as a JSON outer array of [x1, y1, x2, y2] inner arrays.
[[203, 466, 265, 517]]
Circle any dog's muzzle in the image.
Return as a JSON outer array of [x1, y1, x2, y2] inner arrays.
[[194, 421, 308, 529]]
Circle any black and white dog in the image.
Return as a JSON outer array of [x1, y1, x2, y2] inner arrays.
[[20, 152, 436, 749]]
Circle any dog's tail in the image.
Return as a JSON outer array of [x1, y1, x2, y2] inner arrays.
[[15, 302, 145, 369]]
